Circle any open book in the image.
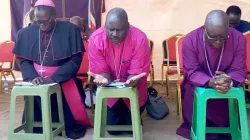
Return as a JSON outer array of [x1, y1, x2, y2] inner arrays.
[[15, 82, 57, 86]]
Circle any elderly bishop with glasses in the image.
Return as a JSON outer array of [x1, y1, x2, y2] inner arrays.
[[176, 10, 247, 140], [12, 0, 92, 139]]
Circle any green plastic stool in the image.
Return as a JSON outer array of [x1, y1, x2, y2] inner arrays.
[[191, 87, 249, 140], [93, 87, 142, 140], [8, 84, 66, 140]]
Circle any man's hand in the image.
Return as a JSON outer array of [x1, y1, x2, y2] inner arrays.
[[42, 78, 55, 84], [31, 77, 55, 85], [88, 72, 110, 86], [208, 71, 232, 94], [31, 77, 45, 85], [125, 73, 146, 87], [215, 71, 225, 75]]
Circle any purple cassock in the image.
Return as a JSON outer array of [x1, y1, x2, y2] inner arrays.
[[176, 27, 247, 139]]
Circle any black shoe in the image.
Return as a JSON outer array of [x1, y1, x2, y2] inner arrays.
[[206, 133, 219, 140], [107, 131, 122, 135], [218, 133, 231, 140]]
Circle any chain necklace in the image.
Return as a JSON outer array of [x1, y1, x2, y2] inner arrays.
[[112, 43, 125, 82], [203, 32, 224, 77], [38, 22, 57, 77]]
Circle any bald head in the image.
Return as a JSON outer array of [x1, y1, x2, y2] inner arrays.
[[70, 16, 83, 25], [105, 8, 128, 24], [205, 10, 229, 29], [204, 10, 229, 48], [70, 16, 85, 31], [105, 8, 129, 44]]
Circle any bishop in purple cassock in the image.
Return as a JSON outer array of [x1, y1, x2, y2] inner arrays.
[[176, 10, 247, 140]]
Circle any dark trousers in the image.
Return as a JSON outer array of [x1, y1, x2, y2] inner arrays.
[[106, 98, 146, 135]]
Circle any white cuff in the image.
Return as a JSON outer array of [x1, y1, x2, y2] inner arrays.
[[230, 81, 233, 87]]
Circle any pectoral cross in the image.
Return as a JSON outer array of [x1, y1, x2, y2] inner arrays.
[[38, 68, 46, 77]]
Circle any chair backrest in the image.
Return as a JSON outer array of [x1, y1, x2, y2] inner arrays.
[[175, 36, 185, 79], [162, 34, 184, 65], [0, 40, 15, 63], [244, 31, 250, 73], [77, 41, 89, 74], [148, 39, 154, 58]]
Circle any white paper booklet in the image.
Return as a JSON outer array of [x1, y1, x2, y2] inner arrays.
[[108, 82, 125, 86], [101, 82, 126, 88], [15, 82, 57, 86]]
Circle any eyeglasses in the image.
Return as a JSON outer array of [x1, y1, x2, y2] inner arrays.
[[35, 17, 52, 25], [205, 29, 229, 42]]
